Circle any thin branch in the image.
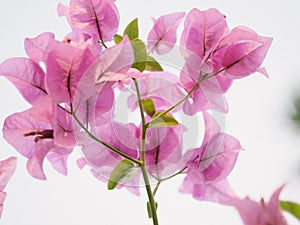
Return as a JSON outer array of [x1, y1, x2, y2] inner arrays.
[[72, 112, 143, 165]]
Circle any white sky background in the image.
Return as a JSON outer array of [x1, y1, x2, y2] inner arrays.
[[0, 0, 300, 224]]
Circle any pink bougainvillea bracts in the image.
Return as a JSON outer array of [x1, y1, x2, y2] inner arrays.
[[230, 186, 289, 225], [147, 12, 185, 55], [180, 112, 241, 204], [0, 1, 289, 225]]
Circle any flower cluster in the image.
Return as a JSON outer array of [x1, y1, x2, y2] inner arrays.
[[0, 0, 292, 224]]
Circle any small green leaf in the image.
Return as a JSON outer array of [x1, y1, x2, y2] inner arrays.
[[280, 201, 300, 220], [145, 56, 163, 71], [113, 34, 123, 44], [107, 159, 137, 190], [150, 112, 179, 127], [142, 98, 156, 117], [147, 202, 158, 218], [123, 18, 139, 40], [131, 39, 147, 72]]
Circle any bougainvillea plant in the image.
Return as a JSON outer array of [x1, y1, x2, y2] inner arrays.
[[0, 0, 299, 224]]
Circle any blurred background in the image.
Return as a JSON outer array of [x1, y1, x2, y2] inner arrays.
[[0, 0, 300, 224]]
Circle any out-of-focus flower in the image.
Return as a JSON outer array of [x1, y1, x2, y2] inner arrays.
[[0, 157, 17, 218], [230, 186, 288, 225]]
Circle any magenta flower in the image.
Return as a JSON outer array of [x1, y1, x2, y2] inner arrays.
[[62, 0, 120, 42], [177, 8, 232, 115], [79, 121, 140, 195], [79, 118, 183, 194], [180, 66, 229, 115], [213, 26, 273, 78], [180, 8, 228, 60], [230, 186, 288, 225], [74, 36, 140, 116], [24, 32, 55, 63], [2, 98, 74, 180], [0, 57, 47, 105], [145, 125, 183, 178], [180, 112, 241, 204], [76, 83, 115, 129], [0, 157, 17, 218], [45, 39, 96, 105], [179, 9, 272, 116], [147, 12, 185, 54], [91, 36, 139, 84]]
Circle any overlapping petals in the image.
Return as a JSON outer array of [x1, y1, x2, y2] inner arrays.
[[179, 8, 271, 115], [180, 65, 228, 115], [78, 121, 140, 195], [45, 40, 96, 104], [59, 0, 119, 42], [180, 112, 242, 204], [145, 125, 183, 177], [2, 97, 74, 180], [147, 12, 185, 55], [76, 36, 139, 100], [213, 26, 273, 78], [79, 119, 183, 192], [180, 8, 228, 60]]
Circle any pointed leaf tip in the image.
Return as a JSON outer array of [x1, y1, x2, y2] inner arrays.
[[142, 98, 156, 117], [150, 112, 179, 127], [114, 34, 123, 44], [108, 159, 137, 190], [124, 18, 139, 40], [145, 56, 163, 71]]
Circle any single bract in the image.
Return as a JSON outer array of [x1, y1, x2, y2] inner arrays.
[[1, 0, 297, 224]]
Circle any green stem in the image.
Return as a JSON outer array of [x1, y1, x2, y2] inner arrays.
[[147, 68, 225, 127], [159, 166, 187, 182], [133, 78, 159, 225], [133, 78, 146, 127], [72, 112, 142, 165], [133, 78, 147, 161], [141, 166, 159, 225], [147, 76, 204, 127], [152, 181, 161, 197]]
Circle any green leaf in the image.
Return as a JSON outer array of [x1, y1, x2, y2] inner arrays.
[[145, 55, 163, 71], [113, 34, 123, 44], [147, 202, 158, 218], [150, 112, 179, 127], [291, 97, 300, 129], [107, 159, 138, 190], [142, 98, 156, 117], [280, 201, 300, 220], [123, 18, 139, 40], [131, 39, 148, 72]]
